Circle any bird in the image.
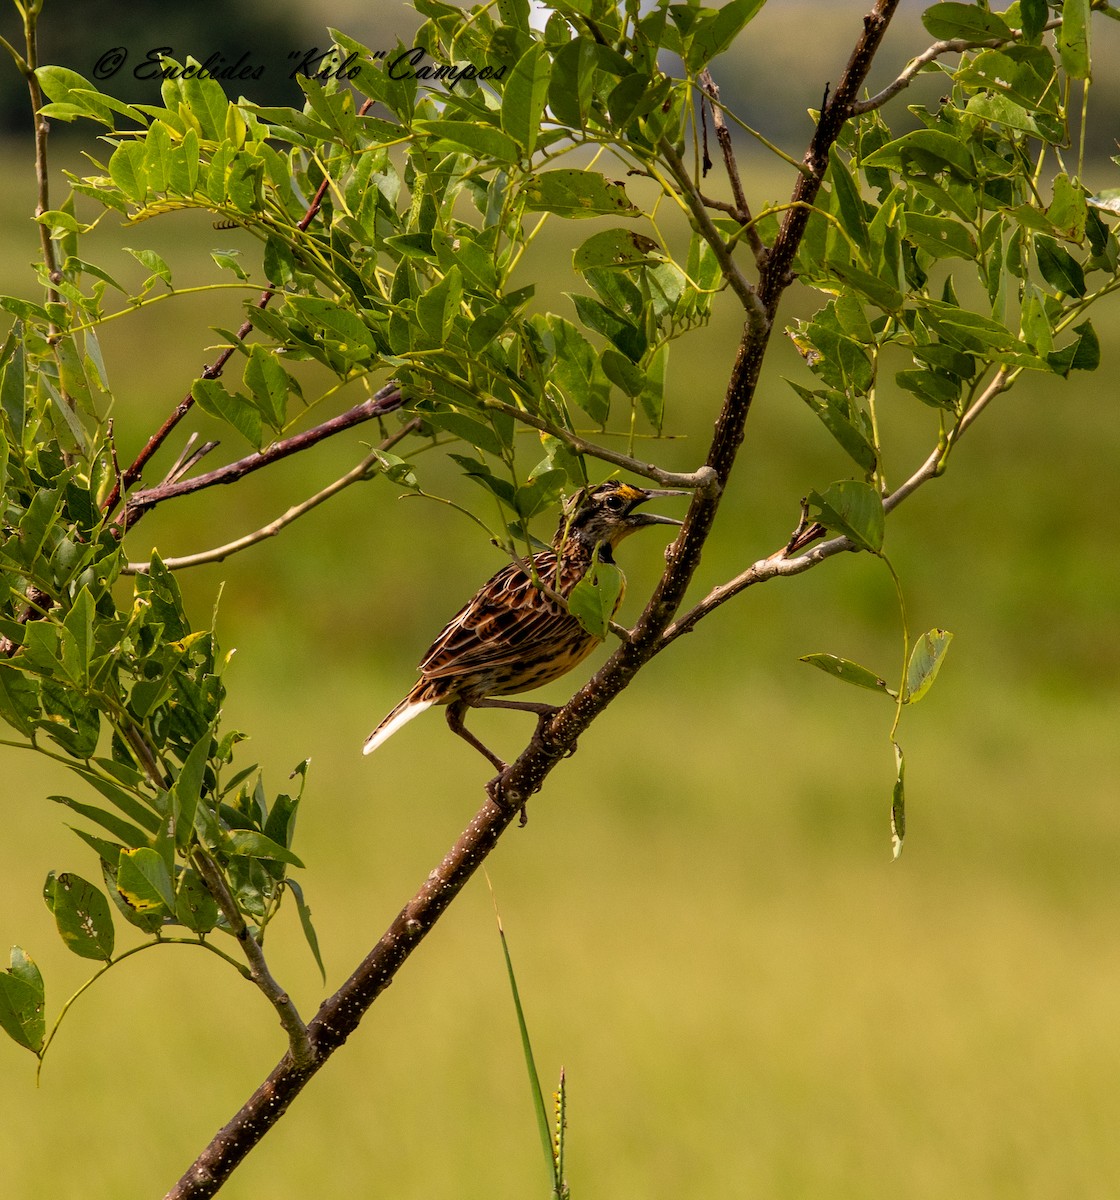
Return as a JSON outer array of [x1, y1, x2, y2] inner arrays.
[[362, 480, 684, 780]]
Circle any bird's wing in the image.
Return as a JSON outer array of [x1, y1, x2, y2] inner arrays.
[[417, 554, 588, 681]]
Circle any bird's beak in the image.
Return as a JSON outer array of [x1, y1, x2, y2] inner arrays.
[[630, 488, 688, 528], [627, 511, 684, 528]]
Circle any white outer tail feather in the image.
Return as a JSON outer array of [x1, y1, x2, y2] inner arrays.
[[362, 697, 433, 756]]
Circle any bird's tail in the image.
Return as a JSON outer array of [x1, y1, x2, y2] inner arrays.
[[362, 685, 434, 756]]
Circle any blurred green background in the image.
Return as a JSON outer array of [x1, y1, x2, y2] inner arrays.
[[2, 2, 1120, 1197]]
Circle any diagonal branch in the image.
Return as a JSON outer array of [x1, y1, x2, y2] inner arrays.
[[118, 384, 406, 530], [163, 5, 905, 1195], [121, 419, 421, 574]]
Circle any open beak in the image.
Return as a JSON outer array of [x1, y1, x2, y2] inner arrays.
[[630, 488, 687, 528]]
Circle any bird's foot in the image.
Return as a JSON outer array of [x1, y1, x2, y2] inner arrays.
[[486, 771, 528, 826], [530, 706, 578, 758]]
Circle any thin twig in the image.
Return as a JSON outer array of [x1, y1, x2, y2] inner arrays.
[[658, 138, 765, 321], [697, 69, 767, 267], [850, 17, 1062, 115], [659, 367, 1015, 644], [122, 419, 421, 574], [191, 851, 313, 1069], [479, 396, 720, 493]]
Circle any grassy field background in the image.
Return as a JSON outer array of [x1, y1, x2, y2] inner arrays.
[[1, 13, 1120, 1194]]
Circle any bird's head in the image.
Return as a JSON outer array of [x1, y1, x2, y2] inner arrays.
[[555, 481, 685, 557]]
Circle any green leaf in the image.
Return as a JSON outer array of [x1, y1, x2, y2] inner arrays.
[[225, 830, 305, 868], [807, 480, 885, 552], [787, 381, 877, 472], [904, 212, 976, 260], [523, 170, 639, 219], [263, 236, 297, 287], [173, 733, 211, 851], [548, 39, 598, 128], [50, 794, 151, 849], [125, 247, 172, 288], [827, 261, 903, 313], [1021, 0, 1048, 42], [243, 345, 290, 431], [1046, 174, 1087, 243], [600, 349, 645, 397], [965, 92, 1044, 137], [192, 377, 263, 448], [861, 129, 974, 180], [0, 324, 26, 437], [567, 553, 622, 638], [1035, 234, 1086, 297], [1058, 0, 1091, 79], [799, 653, 896, 696], [0, 947, 45, 1053], [904, 628, 953, 703], [108, 142, 148, 205], [827, 148, 869, 257], [0, 661, 40, 738], [175, 869, 219, 934], [891, 742, 905, 859], [211, 249, 248, 281], [921, 2, 1012, 40], [1047, 319, 1100, 377], [43, 871, 115, 961], [116, 847, 175, 916], [534, 314, 612, 424], [287, 879, 326, 984], [413, 118, 521, 163], [569, 294, 646, 361], [34, 65, 117, 125], [179, 64, 231, 139], [573, 229, 664, 271], [685, 0, 767, 69], [61, 587, 95, 687], [894, 368, 961, 410], [501, 44, 550, 155]]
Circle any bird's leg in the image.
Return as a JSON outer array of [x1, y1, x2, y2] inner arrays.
[[473, 698, 577, 759], [445, 701, 525, 820], [473, 696, 560, 736], [446, 700, 508, 773]]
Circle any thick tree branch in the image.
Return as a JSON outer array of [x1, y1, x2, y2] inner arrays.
[[166, 799, 519, 1200]]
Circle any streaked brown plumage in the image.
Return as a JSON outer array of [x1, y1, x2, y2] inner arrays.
[[363, 481, 683, 773]]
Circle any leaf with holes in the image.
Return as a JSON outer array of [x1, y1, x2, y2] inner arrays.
[[43, 871, 115, 961]]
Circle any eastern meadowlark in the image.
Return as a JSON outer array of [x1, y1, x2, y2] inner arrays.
[[363, 481, 684, 775]]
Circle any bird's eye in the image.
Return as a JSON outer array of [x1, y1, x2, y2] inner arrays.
[[603, 493, 626, 512]]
